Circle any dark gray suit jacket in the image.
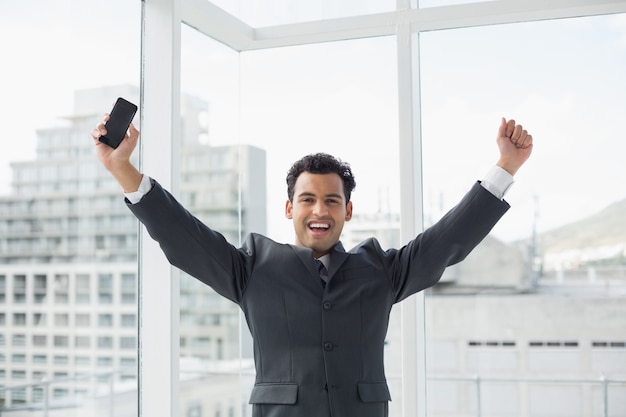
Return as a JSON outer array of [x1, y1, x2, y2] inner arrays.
[[128, 179, 509, 417]]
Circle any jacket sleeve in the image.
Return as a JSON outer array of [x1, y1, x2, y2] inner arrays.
[[389, 181, 510, 303], [126, 179, 252, 304]]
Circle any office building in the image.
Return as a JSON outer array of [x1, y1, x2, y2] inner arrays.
[[0, 85, 266, 415]]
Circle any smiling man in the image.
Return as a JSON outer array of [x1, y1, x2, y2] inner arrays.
[[92, 116, 533, 417], [285, 157, 355, 259]]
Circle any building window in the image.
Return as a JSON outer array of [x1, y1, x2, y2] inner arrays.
[[592, 340, 626, 348], [53, 355, 69, 365], [97, 336, 113, 349], [98, 273, 113, 304], [75, 273, 91, 304], [33, 354, 47, 364], [54, 335, 69, 347], [54, 274, 69, 304], [54, 313, 69, 327], [75, 336, 91, 348], [98, 313, 113, 327], [32, 388, 44, 402], [0, 274, 5, 303], [53, 388, 69, 399], [12, 354, 26, 363], [33, 274, 47, 303], [13, 313, 27, 326], [33, 335, 47, 347], [120, 336, 137, 350], [97, 357, 113, 367], [120, 357, 136, 368], [75, 313, 90, 327], [13, 274, 26, 303], [75, 356, 91, 366], [33, 312, 46, 326], [12, 334, 26, 347], [121, 273, 136, 304], [121, 314, 136, 327]]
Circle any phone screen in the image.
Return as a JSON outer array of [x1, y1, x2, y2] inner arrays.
[[99, 97, 138, 149]]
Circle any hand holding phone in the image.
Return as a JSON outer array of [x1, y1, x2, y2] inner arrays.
[[99, 97, 138, 149]]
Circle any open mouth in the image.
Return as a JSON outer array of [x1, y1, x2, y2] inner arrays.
[[308, 222, 330, 235]]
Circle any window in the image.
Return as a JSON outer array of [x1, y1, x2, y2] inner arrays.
[[97, 336, 113, 349], [54, 355, 69, 365], [421, 13, 626, 416], [75, 336, 91, 348], [33, 354, 47, 364], [2, 2, 623, 417], [98, 273, 113, 304], [121, 273, 136, 304], [98, 314, 113, 327], [75, 313, 90, 327], [54, 313, 69, 326], [33, 274, 46, 303], [120, 336, 137, 349], [54, 274, 69, 304], [75, 273, 91, 304], [11, 370, 26, 379], [13, 313, 26, 326], [13, 275, 26, 303], [32, 335, 47, 347], [121, 314, 136, 327], [54, 335, 69, 348], [97, 357, 113, 367], [12, 334, 26, 347]]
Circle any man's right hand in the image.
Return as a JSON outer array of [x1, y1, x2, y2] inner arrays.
[[91, 115, 143, 193]]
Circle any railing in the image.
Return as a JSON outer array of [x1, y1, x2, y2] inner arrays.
[[0, 368, 136, 417], [427, 374, 626, 417], [1, 371, 624, 417]]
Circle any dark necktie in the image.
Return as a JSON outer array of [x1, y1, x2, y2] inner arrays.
[[316, 259, 328, 287]]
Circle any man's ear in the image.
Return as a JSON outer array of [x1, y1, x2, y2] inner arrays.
[[345, 201, 353, 221], [285, 199, 293, 219]]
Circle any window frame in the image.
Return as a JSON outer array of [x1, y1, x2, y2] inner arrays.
[[139, 1, 626, 416]]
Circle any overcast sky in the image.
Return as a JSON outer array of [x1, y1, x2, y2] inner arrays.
[[1, 2, 625, 244]]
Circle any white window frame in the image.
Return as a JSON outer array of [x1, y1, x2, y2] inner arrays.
[[139, 1, 626, 416]]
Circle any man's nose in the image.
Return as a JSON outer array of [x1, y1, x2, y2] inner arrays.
[[313, 200, 329, 216]]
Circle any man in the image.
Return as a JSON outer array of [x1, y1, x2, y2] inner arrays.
[[92, 116, 533, 417]]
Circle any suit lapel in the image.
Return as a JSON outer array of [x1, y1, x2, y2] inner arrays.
[[289, 242, 350, 285], [328, 242, 349, 283]]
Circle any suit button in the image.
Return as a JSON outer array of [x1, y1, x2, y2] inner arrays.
[[323, 342, 333, 351], [322, 301, 332, 310]]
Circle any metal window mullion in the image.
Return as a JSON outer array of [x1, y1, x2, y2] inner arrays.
[[139, 0, 182, 416], [397, 19, 427, 417]]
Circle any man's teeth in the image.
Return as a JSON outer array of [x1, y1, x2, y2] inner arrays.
[[310, 223, 329, 229]]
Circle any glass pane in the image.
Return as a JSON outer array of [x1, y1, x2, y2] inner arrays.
[[242, 38, 401, 413], [179, 29, 401, 415], [0, 1, 141, 415], [207, 0, 396, 27], [179, 24, 251, 417], [420, 14, 626, 416]]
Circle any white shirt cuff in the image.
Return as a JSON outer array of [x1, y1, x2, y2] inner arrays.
[[480, 166, 514, 200], [124, 175, 152, 204]]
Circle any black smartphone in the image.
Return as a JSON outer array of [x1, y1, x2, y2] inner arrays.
[[99, 97, 138, 149]]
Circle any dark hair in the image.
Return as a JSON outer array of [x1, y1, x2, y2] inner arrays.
[[286, 153, 356, 203]]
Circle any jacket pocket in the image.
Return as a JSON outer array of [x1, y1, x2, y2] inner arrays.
[[249, 382, 298, 405], [357, 381, 392, 402]]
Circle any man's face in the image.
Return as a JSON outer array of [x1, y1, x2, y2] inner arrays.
[[285, 172, 353, 258]]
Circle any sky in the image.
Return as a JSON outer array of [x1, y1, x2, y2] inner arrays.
[[1, 1, 625, 245]]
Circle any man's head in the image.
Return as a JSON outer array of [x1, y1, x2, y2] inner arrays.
[[285, 153, 356, 258]]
